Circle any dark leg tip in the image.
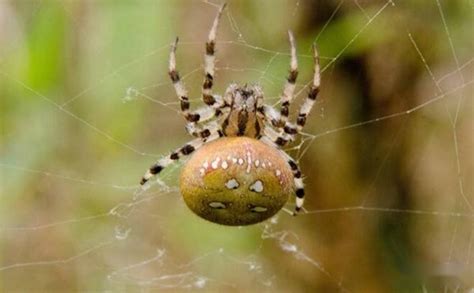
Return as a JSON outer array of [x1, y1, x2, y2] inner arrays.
[[292, 207, 301, 216]]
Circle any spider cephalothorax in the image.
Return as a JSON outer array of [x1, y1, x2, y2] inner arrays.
[[140, 4, 321, 225], [221, 84, 264, 138]]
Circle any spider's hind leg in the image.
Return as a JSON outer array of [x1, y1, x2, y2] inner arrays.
[[259, 136, 305, 215]]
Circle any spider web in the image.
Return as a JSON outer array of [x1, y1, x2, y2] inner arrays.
[[1, 0, 473, 291]]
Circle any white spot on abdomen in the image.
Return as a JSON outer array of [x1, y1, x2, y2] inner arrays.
[[249, 180, 264, 193], [250, 206, 268, 213], [209, 202, 226, 209], [221, 161, 229, 169], [225, 178, 240, 189], [211, 157, 221, 169]]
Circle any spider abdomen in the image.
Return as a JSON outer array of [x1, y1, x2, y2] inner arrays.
[[180, 137, 294, 226]]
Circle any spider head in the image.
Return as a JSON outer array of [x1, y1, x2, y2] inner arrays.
[[226, 84, 263, 112]]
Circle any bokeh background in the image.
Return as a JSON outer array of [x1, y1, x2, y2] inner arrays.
[[1, 0, 473, 292]]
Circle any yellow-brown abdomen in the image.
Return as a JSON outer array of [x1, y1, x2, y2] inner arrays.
[[180, 137, 294, 226]]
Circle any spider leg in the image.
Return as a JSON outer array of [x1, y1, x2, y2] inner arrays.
[[169, 36, 227, 137], [295, 44, 320, 132], [169, 37, 198, 123], [259, 136, 305, 215], [184, 104, 229, 137], [140, 128, 222, 186], [258, 31, 298, 145], [258, 105, 294, 147], [186, 107, 231, 139], [202, 3, 226, 107], [276, 31, 298, 127], [262, 44, 320, 142]]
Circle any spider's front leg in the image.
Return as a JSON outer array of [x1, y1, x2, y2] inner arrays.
[[259, 31, 299, 147], [169, 37, 226, 138], [140, 128, 221, 186], [202, 3, 226, 107], [262, 43, 321, 146], [295, 44, 320, 133], [168, 37, 201, 125], [276, 31, 298, 128]]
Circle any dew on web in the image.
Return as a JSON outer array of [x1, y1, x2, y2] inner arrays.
[[114, 225, 131, 240], [122, 87, 139, 103], [0, 0, 473, 291]]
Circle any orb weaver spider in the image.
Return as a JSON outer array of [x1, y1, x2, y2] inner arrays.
[[140, 4, 320, 226]]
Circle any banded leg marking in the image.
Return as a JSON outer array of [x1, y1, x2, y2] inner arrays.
[[169, 37, 195, 122], [140, 132, 220, 185], [261, 105, 295, 145], [278, 31, 298, 127], [202, 3, 226, 107], [296, 44, 320, 132], [259, 136, 305, 214]]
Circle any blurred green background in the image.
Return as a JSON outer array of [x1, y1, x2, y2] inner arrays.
[[1, 0, 472, 292]]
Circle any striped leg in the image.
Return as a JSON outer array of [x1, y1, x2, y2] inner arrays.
[[261, 31, 298, 144], [263, 44, 320, 141], [277, 31, 298, 127], [262, 123, 289, 147], [184, 105, 228, 137], [169, 38, 198, 123], [202, 3, 226, 107], [260, 105, 294, 146], [259, 136, 305, 215], [296, 44, 320, 132], [169, 37, 226, 137], [140, 129, 221, 185]]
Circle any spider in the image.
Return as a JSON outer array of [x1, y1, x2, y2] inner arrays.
[[140, 4, 320, 226]]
